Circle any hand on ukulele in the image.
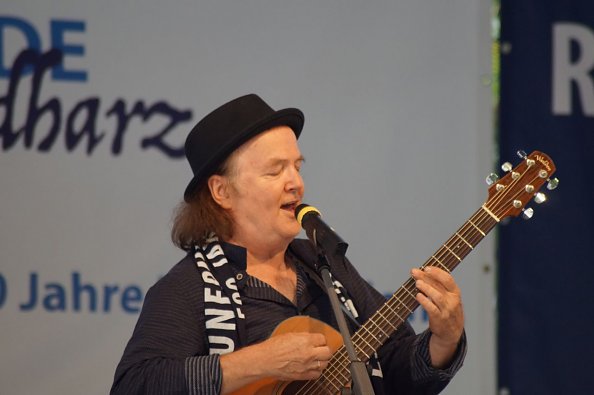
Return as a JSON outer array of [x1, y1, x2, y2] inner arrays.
[[258, 332, 332, 381], [219, 331, 331, 393], [411, 266, 464, 368]]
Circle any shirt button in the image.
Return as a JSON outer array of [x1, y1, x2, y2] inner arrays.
[[236, 273, 244, 281]]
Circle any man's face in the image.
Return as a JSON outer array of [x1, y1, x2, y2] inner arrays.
[[222, 125, 305, 247]]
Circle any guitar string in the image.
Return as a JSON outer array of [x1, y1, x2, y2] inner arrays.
[[299, 222, 491, 394], [294, 164, 542, 394], [295, 211, 493, 395], [294, 210, 491, 395], [297, 209, 494, 395]]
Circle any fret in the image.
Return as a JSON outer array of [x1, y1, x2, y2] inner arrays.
[[326, 353, 349, 381], [355, 328, 374, 354], [331, 358, 350, 382], [332, 360, 349, 383], [455, 231, 474, 249], [446, 237, 469, 254], [368, 316, 391, 337], [327, 380, 342, 394], [375, 308, 398, 332], [384, 304, 408, 326], [443, 244, 461, 262], [354, 342, 368, 359], [364, 325, 381, 343], [468, 219, 486, 236], [431, 255, 451, 272], [382, 301, 406, 324], [391, 292, 415, 315], [481, 204, 500, 222], [400, 284, 417, 301], [316, 374, 335, 392]]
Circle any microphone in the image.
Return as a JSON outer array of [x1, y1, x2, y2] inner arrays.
[[294, 204, 348, 257]]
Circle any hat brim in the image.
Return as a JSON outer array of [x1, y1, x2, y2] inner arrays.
[[183, 108, 304, 201]]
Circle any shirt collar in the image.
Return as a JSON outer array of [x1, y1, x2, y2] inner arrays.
[[219, 240, 300, 271], [220, 241, 248, 271]]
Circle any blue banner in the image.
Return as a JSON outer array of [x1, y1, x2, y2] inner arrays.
[[499, 1, 594, 393]]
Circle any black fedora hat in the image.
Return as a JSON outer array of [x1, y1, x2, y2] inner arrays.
[[183, 94, 304, 201]]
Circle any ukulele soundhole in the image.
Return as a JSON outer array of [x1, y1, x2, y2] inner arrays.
[[278, 380, 322, 395]]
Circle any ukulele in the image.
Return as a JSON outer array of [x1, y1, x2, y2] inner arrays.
[[232, 150, 558, 395]]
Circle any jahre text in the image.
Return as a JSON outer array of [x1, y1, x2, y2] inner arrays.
[[15, 272, 144, 313]]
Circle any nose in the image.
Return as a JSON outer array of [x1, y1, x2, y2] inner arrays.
[[286, 166, 305, 196]]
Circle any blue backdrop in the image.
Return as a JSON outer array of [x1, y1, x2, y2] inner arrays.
[[499, 1, 594, 393]]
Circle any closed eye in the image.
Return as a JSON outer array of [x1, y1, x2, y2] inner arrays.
[[295, 156, 305, 172], [264, 156, 305, 176]]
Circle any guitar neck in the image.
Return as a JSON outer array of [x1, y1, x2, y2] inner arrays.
[[255, 151, 555, 394], [313, 205, 499, 394]]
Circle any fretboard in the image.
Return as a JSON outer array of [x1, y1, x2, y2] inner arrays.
[[301, 206, 499, 394]]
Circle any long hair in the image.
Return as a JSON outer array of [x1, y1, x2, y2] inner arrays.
[[171, 161, 235, 250]]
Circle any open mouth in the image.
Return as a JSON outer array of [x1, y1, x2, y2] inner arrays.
[[281, 201, 299, 214]]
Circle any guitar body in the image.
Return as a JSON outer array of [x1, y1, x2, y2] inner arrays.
[[229, 316, 344, 395]]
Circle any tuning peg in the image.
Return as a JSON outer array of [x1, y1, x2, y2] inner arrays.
[[522, 207, 534, 220], [547, 177, 559, 190], [517, 150, 527, 159], [501, 162, 513, 172], [486, 173, 499, 185], [534, 192, 547, 204]]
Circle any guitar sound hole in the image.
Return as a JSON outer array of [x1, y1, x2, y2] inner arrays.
[[280, 380, 325, 395]]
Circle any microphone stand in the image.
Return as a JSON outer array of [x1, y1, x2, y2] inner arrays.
[[314, 250, 376, 395]]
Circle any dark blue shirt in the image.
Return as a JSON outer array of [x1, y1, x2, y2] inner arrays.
[[111, 239, 466, 394]]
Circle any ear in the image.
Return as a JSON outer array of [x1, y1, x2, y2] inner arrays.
[[208, 174, 233, 210]]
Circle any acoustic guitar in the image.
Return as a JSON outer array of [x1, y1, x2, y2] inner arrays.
[[232, 150, 558, 395]]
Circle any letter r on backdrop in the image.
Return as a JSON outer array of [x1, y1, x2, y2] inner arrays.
[[552, 22, 594, 116]]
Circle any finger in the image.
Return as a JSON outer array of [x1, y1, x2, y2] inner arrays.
[[422, 267, 460, 294], [415, 279, 446, 311], [309, 357, 329, 372], [412, 267, 458, 297], [315, 359, 328, 370], [309, 359, 322, 371], [411, 268, 446, 293], [308, 333, 327, 347], [418, 275, 448, 295], [311, 345, 332, 365]]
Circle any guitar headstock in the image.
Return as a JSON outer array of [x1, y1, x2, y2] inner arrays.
[[485, 150, 558, 221]]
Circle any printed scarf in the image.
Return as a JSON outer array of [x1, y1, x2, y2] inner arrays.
[[194, 235, 383, 381], [193, 235, 245, 355]]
